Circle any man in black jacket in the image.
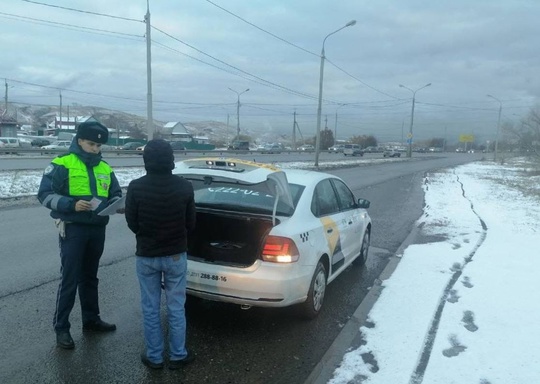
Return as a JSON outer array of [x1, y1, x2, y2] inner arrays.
[[125, 139, 196, 370]]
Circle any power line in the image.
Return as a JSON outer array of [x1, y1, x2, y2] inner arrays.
[[325, 58, 400, 100], [151, 26, 323, 102], [204, 0, 397, 103], [0, 11, 142, 39], [20, 0, 143, 22], [204, 0, 318, 57]]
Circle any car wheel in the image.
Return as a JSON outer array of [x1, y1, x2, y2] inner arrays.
[[353, 230, 370, 266], [299, 261, 327, 319]]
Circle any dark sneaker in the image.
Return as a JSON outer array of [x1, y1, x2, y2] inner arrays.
[[141, 353, 164, 370], [83, 319, 117, 332], [168, 353, 195, 370], [56, 331, 75, 349]]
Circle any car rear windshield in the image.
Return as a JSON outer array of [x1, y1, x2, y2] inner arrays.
[[193, 182, 304, 216]]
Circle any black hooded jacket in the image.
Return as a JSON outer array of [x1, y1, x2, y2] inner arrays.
[[125, 140, 196, 257]]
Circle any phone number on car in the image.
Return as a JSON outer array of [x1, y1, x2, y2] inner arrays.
[[188, 271, 227, 282]]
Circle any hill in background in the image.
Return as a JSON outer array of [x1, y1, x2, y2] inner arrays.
[[10, 103, 296, 146]]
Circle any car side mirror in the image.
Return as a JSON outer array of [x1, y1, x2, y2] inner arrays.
[[357, 198, 370, 209]]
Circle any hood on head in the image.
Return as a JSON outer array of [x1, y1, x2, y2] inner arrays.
[[143, 139, 175, 173]]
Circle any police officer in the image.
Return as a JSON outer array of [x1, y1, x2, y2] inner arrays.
[[38, 121, 122, 349]]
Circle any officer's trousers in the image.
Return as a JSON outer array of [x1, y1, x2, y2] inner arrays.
[[53, 223, 106, 333]]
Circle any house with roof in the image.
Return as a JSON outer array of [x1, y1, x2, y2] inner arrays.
[[162, 121, 215, 150], [0, 115, 18, 137]]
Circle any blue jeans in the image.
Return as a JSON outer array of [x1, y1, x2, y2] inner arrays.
[[136, 253, 188, 364]]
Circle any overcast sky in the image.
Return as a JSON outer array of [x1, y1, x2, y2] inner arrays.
[[2, 0, 539, 144]]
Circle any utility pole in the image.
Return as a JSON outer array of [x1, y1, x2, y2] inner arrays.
[[487, 95, 502, 162], [4, 79, 8, 113], [226, 113, 230, 145], [228, 87, 249, 140], [444, 125, 447, 152], [292, 111, 297, 149], [59, 90, 62, 131], [145, 0, 154, 141], [399, 83, 431, 157]]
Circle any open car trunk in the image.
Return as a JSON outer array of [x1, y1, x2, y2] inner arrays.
[[188, 210, 276, 267]]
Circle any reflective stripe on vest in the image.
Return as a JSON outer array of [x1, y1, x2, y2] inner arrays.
[[52, 154, 112, 197]]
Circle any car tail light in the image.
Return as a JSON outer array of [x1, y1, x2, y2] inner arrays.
[[261, 236, 299, 263]]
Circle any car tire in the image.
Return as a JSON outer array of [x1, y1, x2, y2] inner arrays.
[[353, 230, 370, 267], [299, 261, 327, 319]]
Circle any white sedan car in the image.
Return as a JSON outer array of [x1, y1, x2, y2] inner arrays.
[[41, 140, 72, 150], [174, 158, 372, 318]]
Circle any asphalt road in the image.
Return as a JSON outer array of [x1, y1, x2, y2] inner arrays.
[[0, 152, 484, 384]]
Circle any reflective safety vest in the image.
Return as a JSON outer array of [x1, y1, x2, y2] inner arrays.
[[52, 153, 113, 197]]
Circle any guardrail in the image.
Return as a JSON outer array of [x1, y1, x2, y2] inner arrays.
[[1, 147, 317, 157]]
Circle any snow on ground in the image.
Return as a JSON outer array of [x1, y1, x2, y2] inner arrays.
[[329, 158, 540, 384], [0, 156, 395, 198], [2, 154, 540, 383]]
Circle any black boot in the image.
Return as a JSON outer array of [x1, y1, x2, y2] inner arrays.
[[83, 319, 117, 332], [56, 331, 75, 349]]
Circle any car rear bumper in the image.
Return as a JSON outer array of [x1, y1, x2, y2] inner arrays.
[[186, 259, 313, 308]]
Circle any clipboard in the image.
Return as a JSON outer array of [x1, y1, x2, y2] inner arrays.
[[98, 195, 126, 216]]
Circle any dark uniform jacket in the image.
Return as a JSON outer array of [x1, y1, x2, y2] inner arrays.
[[125, 172, 196, 257], [37, 139, 122, 226]]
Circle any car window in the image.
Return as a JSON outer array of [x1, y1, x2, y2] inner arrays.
[[311, 179, 340, 217], [192, 181, 304, 216], [332, 179, 357, 211]]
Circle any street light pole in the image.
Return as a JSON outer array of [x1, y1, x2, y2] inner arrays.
[[315, 20, 356, 167], [228, 87, 249, 140], [399, 83, 431, 158], [145, 0, 154, 141], [334, 103, 348, 145], [487, 94, 502, 162]]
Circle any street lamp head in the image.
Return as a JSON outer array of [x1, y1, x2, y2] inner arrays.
[[486, 94, 501, 103], [346, 20, 356, 27], [399, 84, 405, 88], [425, 83, 432, 87]]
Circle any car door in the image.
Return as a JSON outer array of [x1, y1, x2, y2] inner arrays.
[[311, 179, 350, 276], [331, 178, 363, 264]]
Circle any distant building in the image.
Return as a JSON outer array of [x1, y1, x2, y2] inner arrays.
[[162, 121, 215, 150], [47, 115, 100, 137], [163, 121, 192, 141], [0, 116, 18, 137]]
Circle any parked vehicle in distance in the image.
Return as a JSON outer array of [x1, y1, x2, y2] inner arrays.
[[119, 142, 144, 150], [258, 143, 282, 154], [169, 141, 186, 151], [228, 140, 250, 151], [41, 140, 72, 150], [298, 144, 315, 151], [363, 146, 383, 153], [173, 158, 372, 319], [383, 149, 401, 157], [31, 138, 51, 147], [343, 144, 364, 156], [0, 137, 21, 148], [328, 144, 345, 153]]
